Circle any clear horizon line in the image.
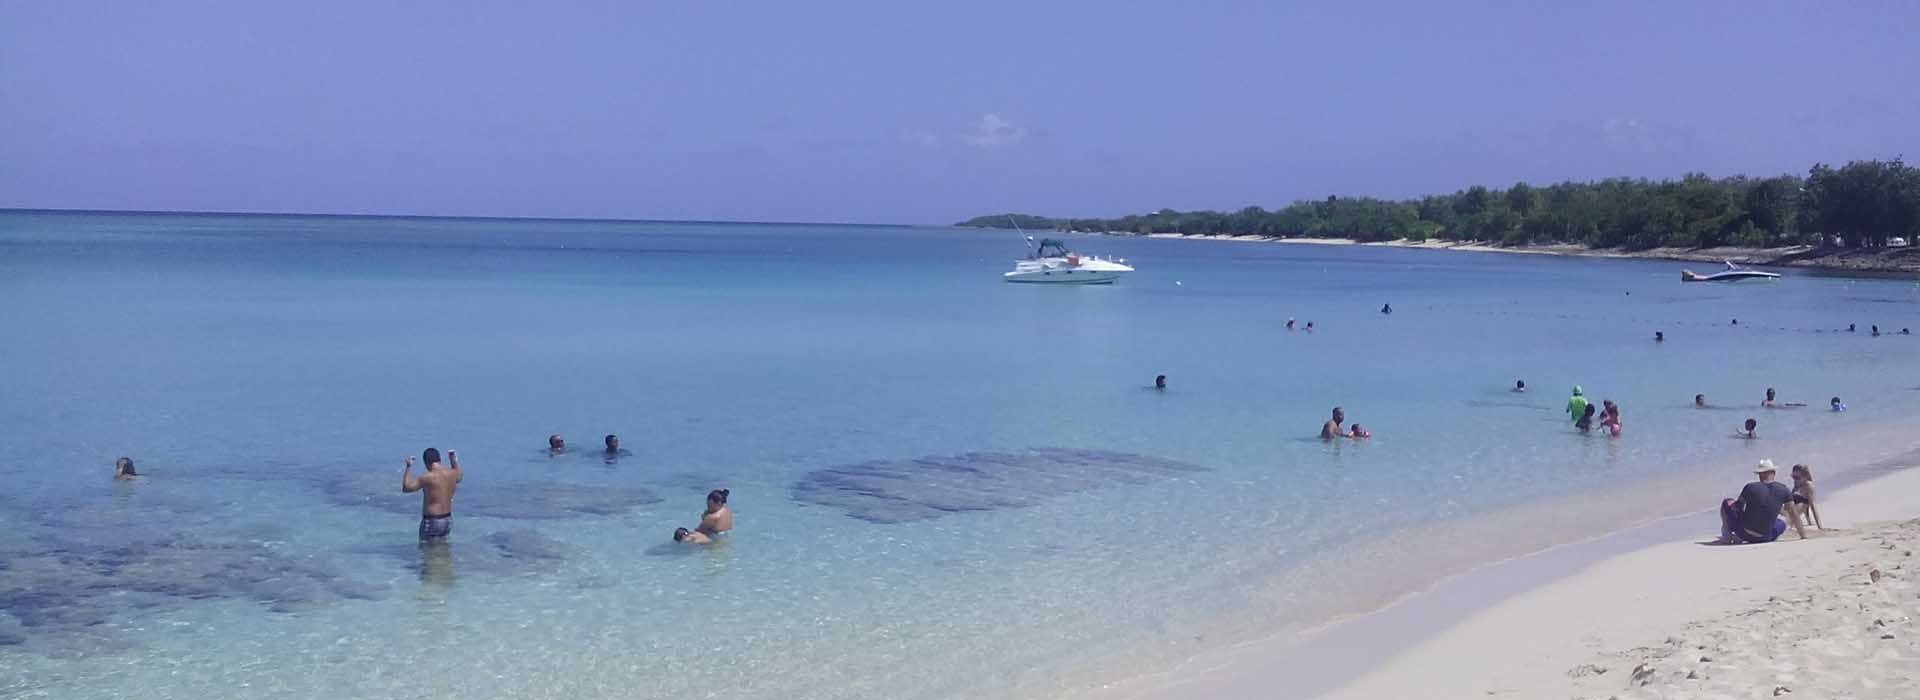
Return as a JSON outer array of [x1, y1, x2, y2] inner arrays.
[[0, 205, 943, 229]]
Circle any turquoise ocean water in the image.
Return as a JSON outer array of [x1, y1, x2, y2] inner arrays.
[[2, 211, 1917, 699]]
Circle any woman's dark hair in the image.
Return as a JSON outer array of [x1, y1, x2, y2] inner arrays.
[[422, 448, 441, 465], [1583, 404, 1596, 417], [707, 489, 730, 505], [115, 457, 137, 475], [673, 527, 691, 542]]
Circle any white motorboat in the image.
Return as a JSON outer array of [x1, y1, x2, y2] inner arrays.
[[1681, 260, 1780, 283], [1004, 237, 1134, 284]]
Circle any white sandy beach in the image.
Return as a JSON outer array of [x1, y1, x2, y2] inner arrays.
[[1319, 465, 1920, 699]]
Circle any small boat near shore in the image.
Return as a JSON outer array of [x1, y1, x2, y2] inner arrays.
[[1682, 261, 1780, 283], [1004, 237, 1134, 284]]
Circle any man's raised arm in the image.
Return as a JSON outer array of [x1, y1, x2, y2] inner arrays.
[[401, 456, 422, 493]]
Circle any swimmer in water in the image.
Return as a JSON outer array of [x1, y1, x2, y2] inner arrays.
[[1654, 331, 1664, 342], [1872, 325, 1881, 337], [1830, 396, 1846, 412], [1512, 380, 1526, 393], [1598, 400, 1622, 436], [698, 489, 732, 536], [1319, 406, 1345, 440], [547, 434, 566, 456], [603, 434, 631, 462], [1903, 328, 1912, 335], [1695, 393, 1707, 408], [1576, 403, 1596, 433], [1738, 418, 1758, 439], [1304, 321, 1315, 332], [1348, 424, 1371, 439], [1763, 388, 1806, 408], [113, 457, 139, 481], [1381, 303, 1392, 315], [1847, 323, 1856, 333], [673, 527, 712, 545], [1154, 374, 1167, 390], [1286, 318, 1296, 330], [1731, 318, 1738, 326]]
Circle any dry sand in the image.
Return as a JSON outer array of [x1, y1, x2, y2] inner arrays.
[[1321, 466, 1920, 699]]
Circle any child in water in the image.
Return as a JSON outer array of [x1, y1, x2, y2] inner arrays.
[[1348, 424, 1372, 439], [1576, 404, 1596, 432], [1830, 396, 1846, 412], [1598, 400, 1622, 437], [1738, 418, 1758, 439]]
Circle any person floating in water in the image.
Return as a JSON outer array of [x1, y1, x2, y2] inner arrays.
[[1565, 386, 1589, 426], [1347, 424, 1371, 439], [1319, 406, 1346, 440], [1154, 374, 1167, 390], [113, 457, 139, 481], [1512, 380, 1526, 393], [673, 527, 712, 545], [1694, 393, 1707, 408], [403, 448, 462, 541], [698, 489, 732, 536], [1847, 323, 1856, 332], [1381, 303, 1393, 315], [1654, 331, 1664, 342], [1738, 418, 1758, 439], [1304, 321, 1315, 332], [603, 434, 630, 462], [548, 434, 566, 456], [1830, 396, 1846, 412], [1717, 460, 1791, 544], [1763, 387, 1805, 408], [1285, 318, 1296, 331]]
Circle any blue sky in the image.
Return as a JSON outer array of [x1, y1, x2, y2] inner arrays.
[[2, 1, 1915, 224]]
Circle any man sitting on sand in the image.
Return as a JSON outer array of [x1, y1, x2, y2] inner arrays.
[[1717, 460, 1791, 544], [1319, 407, 1346, 440]]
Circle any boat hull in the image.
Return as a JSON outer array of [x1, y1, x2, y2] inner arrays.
[[1681, 270, 1780, 283], [1004, 270, 1127, 284]]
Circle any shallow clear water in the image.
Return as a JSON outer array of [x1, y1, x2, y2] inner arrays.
[[2, 211, 1917, 699]]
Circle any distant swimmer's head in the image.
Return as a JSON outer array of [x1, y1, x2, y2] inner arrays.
[[1830, 397, 1844, 411], [674, 527, 710, 544], [706, 488, 730, 511], [422, 447, 442, 467], [1744, 418, 1758, 432], [1331, 406, 1344, 422], [548, 434, 565, 452], [1514, 380, 1526, 392], [673, 527, 692, 542], [1765, 388, 1776, 401], [1654, 331, 1664, 342], [1903, 328, 1911, 335], [114, 457, 138, 479], [1695, 394, 1706, 407], [604, 434, 620, 452], [1154, 374, 1167, 389], [1731, 318, 1738, 326]]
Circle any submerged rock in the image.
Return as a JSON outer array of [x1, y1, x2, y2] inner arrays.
[[323, 472, 661, 520], [790, 447, 1205, 524]]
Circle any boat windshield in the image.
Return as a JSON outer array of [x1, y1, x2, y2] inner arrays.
[[1033, 239, 1073, 258]]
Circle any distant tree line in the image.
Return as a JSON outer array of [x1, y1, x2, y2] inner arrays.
[[958, 159, 1920, 249]]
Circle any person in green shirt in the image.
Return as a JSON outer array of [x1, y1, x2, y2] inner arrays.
[[1566, 386, 1589, 426]]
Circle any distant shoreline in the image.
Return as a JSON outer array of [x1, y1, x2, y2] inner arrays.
[[1070, 230, 1920, 274]]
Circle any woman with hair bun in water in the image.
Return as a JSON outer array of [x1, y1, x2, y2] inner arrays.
[[698, 488, 733, 536]]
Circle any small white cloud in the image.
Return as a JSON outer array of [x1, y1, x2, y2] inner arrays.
[[961, 114, 1025, 150]]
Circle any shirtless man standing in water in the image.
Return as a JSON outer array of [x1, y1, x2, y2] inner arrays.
[[1319, 407, 1346, 440], [403, 448, 462, 540]]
